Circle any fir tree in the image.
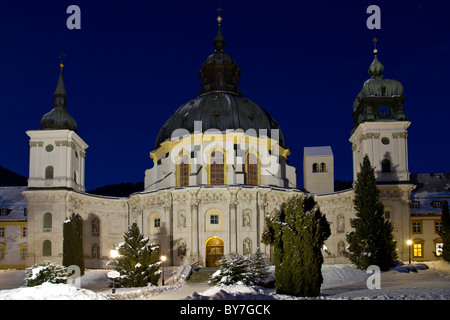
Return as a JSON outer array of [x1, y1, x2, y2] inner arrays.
[[345, 155, 397, 271], [262, 195, 330, 297], [209, 254, 253, 286], [63, 213, 84, 276], [438, 200, 450, 262], [249, 248, 270, 285], [113, 221, 160, 287]]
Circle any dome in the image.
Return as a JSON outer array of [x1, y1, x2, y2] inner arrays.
[[155, 92, 286, 149], [353, 54, 404, 110], [41, 107, 77, 132], [154, 15, 285, 150]]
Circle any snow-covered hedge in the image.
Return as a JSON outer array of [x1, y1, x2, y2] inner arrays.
[[25, 261, 70, 287]]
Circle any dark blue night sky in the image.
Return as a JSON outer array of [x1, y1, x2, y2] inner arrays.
[[0, 1, 449, 190]]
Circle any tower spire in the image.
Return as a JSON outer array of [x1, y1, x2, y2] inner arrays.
[[40, 55, 77, 132], [213, 8, 226, 51], [368, 37, 384, 78], [54, 53, 67, 100]]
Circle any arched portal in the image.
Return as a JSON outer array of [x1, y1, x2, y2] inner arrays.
[[205, 236, 224, 267]]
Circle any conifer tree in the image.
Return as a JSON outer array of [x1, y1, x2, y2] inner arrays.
[[345, 155, 397, 271], [209, 254, 253, 286], [63, 213, 84, 276], [262, 195, 330, 297], [114, 221, 160, 287], [249, 248, 270, 285], [438, 200, 450, 262]]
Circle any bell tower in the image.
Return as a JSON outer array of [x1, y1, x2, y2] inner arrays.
[[26, 59, 88, 191], [349, 39, 410, 183]]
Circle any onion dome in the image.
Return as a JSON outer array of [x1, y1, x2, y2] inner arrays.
[[351, 39, 407, 131], [155, 11, 285, 149], [40, 61, 78, 133]]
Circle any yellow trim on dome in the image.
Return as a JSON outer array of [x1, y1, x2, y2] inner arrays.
[[150, 132, 290, 164]]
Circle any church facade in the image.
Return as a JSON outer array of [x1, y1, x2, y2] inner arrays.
[[22, 17, 444, 269]]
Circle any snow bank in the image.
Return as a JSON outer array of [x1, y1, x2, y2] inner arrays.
[[0, 282, 110, 300], [321, 264, 368, 289], [425, 260, 450, 280], [187, 283, 275, 300]]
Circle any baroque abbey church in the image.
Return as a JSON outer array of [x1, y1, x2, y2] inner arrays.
[[20, 14, 447, 269]]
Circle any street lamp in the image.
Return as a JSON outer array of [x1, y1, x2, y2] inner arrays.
[[406, 239, 413, 264], [161, 255, 167, 286], [109, 249, 120, 294]]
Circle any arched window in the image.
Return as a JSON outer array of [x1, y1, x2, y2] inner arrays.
[[178, 154, 190, 187], [312, 163, 319, 173], [43, 240, 52, 256], [246, 153, 259, 186], [43, 212, 52, 229], [45, 166, 54, 179], [210, 150, 224, 185], [320, 163, 327, 172], [381, 159, 391, 173]]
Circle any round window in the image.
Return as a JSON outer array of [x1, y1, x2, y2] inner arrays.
[[381, 137, 390, 145], [45, 144, 54, 152]]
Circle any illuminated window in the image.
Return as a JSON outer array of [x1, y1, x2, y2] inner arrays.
[[435, 242, 443, 256], [178, 154, 190, 187], [413, 243, 423, 257], [320, 163, 327, 172], [210, 151, 224, 185], [246, 153, 258, 186]]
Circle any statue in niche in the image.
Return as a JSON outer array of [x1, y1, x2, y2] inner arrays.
[[243, 238, 252, 255], [337, 215, 345, 233], [178, 239, 187, 256], [338, 241, 346, 256], [243, 211, 251, 227], [178, 212, 186, 228]]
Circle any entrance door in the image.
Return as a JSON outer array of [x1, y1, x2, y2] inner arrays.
[[205, 236, 224, 267]]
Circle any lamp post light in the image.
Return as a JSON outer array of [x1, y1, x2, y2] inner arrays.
[[161, 255, 167, 286], [406, 239, 413, 265], [109, 249, 120, 294]]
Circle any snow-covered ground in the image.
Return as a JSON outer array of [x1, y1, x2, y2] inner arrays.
[[0, 261, 449, 300]]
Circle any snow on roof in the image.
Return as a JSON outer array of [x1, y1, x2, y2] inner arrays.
[[0, 186, 27, 221], [304, 146, 333, 157], [410, 173, 450, 196]]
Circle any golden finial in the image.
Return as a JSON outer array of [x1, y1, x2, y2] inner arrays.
[[59, 53, 66, 70], [372, 36, 378, 55], [217, 7, 222, 25]]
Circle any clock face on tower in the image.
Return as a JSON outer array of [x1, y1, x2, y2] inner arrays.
[[378, 105, 390, 117]]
